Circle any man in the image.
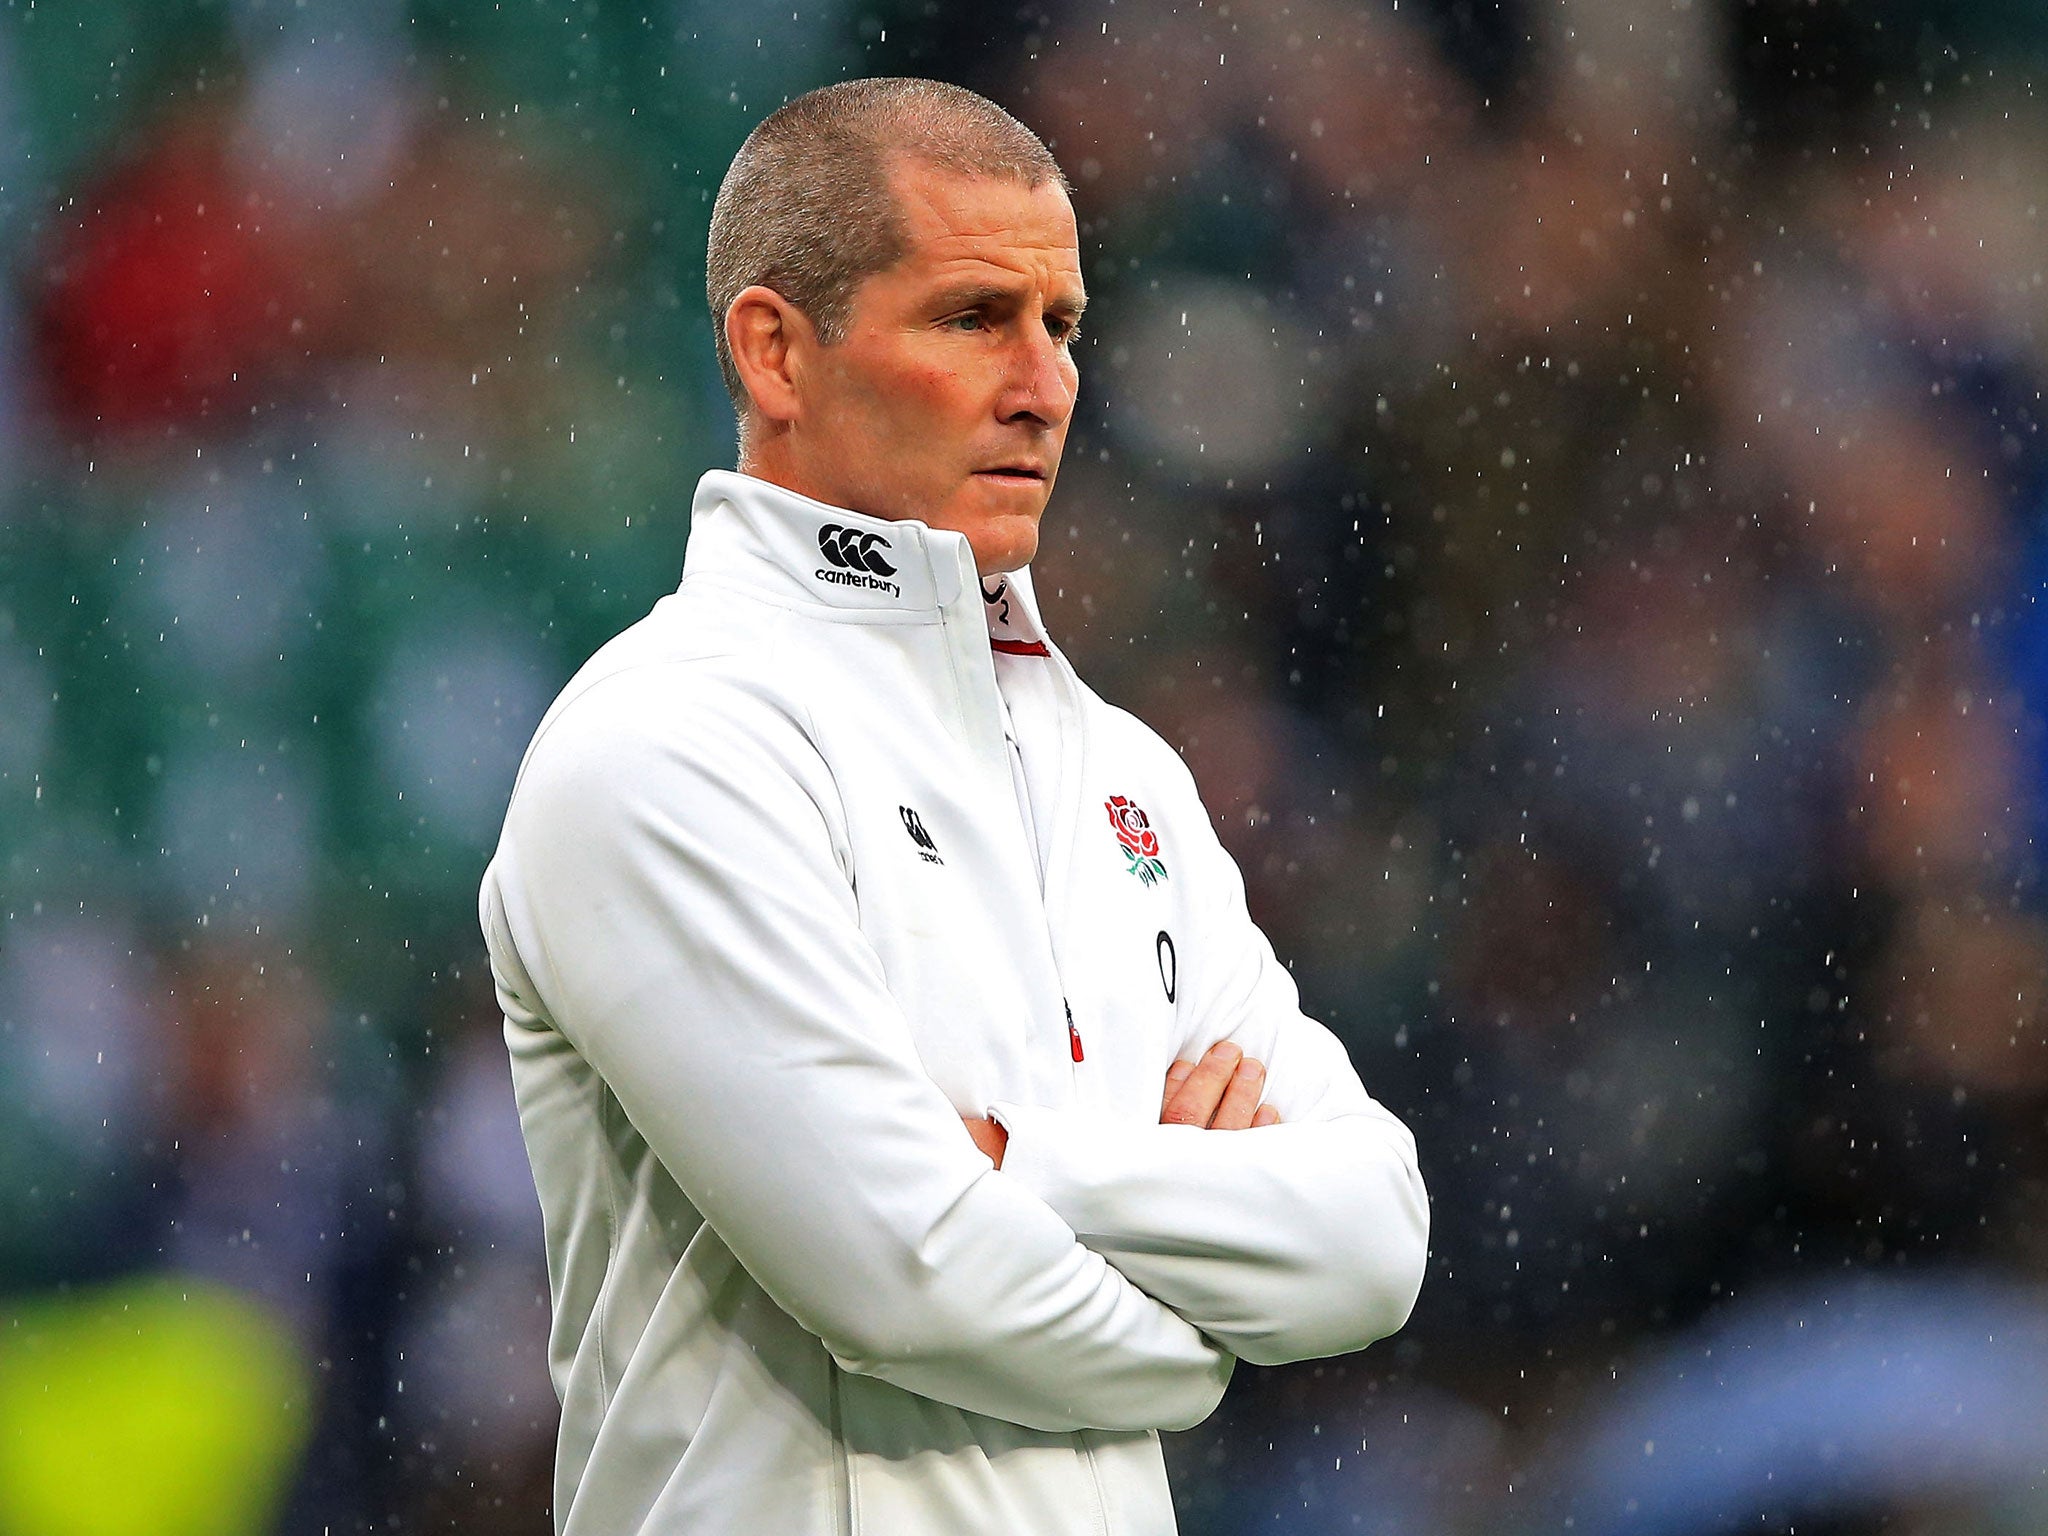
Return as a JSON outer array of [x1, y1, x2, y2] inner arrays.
[[480, 78, 1427, 1536]]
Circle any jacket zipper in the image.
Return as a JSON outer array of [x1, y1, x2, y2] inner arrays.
[[1076, 1429, 1112, 1536], [828, 1357, 855, 1536], [1038, 646, 1090, 1089], [959, 558, 1089, 1094], [993, 649, 1086, 1084]]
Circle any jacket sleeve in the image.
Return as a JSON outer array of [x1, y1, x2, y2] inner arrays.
[[483, 674, 1233, 1433], [989, 754, 1428, 1368]]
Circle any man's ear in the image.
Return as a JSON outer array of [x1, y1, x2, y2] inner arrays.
[[725, 285, 813, 428]]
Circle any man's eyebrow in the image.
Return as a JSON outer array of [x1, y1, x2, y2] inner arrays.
[[929, 281, 1023, 313], [929, 280, 1089, 317]]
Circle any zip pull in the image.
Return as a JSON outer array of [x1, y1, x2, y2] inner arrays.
[[1065, 999, 1085, 1063]]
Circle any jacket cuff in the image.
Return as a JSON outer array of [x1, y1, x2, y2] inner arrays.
[[987, 1101, 1169, 1225]]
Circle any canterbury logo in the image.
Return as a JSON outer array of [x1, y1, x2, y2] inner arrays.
[[818, 524, 897, 577], [899, 805, 942, 864]]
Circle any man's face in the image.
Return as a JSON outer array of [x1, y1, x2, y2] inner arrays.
[[787, 163, 1084, 574]]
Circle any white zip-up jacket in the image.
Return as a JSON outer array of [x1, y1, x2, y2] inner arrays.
[[479, 470, 1429, 1536]]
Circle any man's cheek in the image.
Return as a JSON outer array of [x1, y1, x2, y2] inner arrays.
[[896, 362, 965, 414]]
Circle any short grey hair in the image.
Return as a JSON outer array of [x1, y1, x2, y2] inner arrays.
[[706, 77, 1068, 412]]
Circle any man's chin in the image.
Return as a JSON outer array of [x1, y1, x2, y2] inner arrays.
[[966, 516, 1040, 575], [940, 488, 1045, 574], [979, 552, 1036, 578]]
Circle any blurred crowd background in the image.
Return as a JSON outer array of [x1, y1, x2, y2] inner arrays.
[[4, 0, 2048, 1531]]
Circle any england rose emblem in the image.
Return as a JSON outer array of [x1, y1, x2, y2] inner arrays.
[[1106, 795, 1168, 886]]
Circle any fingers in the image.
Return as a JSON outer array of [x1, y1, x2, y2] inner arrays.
[[1159, 1041, 1278, 1129], [1209, 1055, 1266, 1131], [1161, 1040, 1241, 1127], [1161, 1058, 1195, 1117]]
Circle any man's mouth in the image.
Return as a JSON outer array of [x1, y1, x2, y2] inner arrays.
[[974, 466, 1046, 483]]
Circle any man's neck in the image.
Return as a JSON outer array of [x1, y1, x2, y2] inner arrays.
[[733, 441, 826, 508]]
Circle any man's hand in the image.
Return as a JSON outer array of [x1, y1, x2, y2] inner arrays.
[[1161, 1041, 1281, 1130], [961, 1041, 1278, 1164], [963, 1115, 1008, 1168]]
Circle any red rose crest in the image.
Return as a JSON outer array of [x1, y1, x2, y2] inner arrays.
[[1105, 795, 1168, 886]]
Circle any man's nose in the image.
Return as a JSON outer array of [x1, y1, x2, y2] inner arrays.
[[998, 324, 1077, 428]]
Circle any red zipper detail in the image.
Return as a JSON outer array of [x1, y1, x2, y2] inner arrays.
[[1065, 1000, 1084, 1062]]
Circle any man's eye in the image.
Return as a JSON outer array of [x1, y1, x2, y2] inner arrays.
[[947, 313, 986, 332], [1049, 319, 1080, 345]]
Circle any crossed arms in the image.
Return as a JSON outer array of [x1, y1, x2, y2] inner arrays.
[[963, 1033, 1281, 1167], [484, 675, 1427, 1434]]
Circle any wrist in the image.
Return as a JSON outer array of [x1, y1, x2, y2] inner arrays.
[[963, 1115, 1008, 1168]]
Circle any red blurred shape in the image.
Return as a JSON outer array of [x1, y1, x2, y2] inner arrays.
[[36, 114, 329, 431]]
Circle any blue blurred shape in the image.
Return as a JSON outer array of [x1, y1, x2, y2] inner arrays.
[[1565, 1273, 2048, 1534]]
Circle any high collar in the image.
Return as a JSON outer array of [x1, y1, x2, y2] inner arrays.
[[975, 566, 1054, 657], [682, 470, 1056, 654]]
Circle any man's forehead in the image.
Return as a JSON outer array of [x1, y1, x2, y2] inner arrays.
[[886, 160, 1082, 282]]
